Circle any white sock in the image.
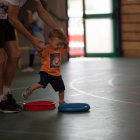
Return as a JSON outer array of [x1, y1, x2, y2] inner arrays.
[[0, 94, 7, 102], [3, 86, 10, 96]]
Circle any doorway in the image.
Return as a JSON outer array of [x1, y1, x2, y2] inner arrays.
[[67, 0, 116, 57]]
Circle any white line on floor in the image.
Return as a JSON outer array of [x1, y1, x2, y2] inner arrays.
[[69, 72, 140, 106]]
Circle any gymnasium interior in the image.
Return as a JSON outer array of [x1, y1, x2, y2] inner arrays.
[[1, 0, 140, 140]]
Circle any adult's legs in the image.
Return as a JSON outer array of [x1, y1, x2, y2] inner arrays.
[[0, 44, 20, 113], [0, 18, 21, 113], [4, 41, 21, 87], [0, 41, 22, 112], [0, 48, 6, 95]]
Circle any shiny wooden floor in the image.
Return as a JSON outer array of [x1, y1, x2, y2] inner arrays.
[[1, 57, 140, 140]]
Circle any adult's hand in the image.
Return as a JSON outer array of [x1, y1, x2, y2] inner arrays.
[[30, 37, 45, 52]]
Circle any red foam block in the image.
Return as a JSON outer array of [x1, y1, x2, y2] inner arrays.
[[23, 101, 56, 110]]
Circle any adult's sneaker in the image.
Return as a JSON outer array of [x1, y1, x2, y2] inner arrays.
[[0, 99, 19, 113], [7, 92, 22, 111]]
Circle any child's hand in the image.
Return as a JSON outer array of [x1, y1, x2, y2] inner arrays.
[[64, 39, 69, 48], [65, 48, 69, 54]]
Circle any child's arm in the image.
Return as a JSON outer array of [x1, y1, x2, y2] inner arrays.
[[65, 48, 69, 54], [64, 39, 69, 49], [64, 39, 69, 54], [61, 46, 69, 55]]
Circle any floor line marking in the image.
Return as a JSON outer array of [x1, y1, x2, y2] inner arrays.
[[11, 87, 28, 90], [108, 76, 140, 95], [0, 129, 128, 140], [69, 73, 140, 106]]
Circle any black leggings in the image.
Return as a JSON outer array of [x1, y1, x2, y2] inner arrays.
[[29, 54, 35, 67]]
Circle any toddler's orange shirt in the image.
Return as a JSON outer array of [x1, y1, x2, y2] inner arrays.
[[39, 45, 66, 76]]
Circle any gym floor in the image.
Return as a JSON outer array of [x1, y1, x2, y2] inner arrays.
[[0, 57, 140, 140]]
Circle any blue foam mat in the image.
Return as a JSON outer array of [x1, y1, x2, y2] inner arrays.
[[58, 103, 90, 112]]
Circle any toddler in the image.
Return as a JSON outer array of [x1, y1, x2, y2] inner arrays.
[[22, 28, 68, 104]]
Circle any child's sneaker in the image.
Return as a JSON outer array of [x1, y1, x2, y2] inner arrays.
[[22, 87, 32, 100], [59, 101, 67, 105]]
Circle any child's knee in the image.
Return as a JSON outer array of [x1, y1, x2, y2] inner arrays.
[[59, 90, 64, 93], [39, 84, 45, 88]]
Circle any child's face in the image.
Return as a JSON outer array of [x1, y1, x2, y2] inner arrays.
[[49, 38, 65, 50]]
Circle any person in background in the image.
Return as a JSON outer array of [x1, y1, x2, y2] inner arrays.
[[23, 0, 49, 72]]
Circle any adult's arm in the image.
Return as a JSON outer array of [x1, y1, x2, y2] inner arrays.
[[30, 0, 59, 29], [31, 0, 69, 48], [8, 3, 44, 51]]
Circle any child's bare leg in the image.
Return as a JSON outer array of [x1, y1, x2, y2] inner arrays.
[[30, 83, 44, 92], [58, 90, 64, 104]]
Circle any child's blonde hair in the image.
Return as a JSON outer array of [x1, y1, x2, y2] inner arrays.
[[48, 28, 67, 42]]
